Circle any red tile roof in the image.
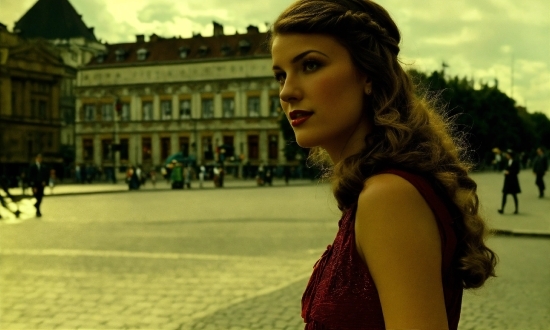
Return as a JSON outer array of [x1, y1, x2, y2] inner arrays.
[[87, 31, 271, 67]]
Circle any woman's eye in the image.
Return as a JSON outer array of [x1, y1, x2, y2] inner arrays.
[[304, 61, 320, 72], [274, 73, 286, 84]]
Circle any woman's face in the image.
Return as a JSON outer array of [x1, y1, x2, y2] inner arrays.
[[271, 33, 372, 162]]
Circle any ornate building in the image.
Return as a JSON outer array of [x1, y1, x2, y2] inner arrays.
[[75, 23, 283, 177], [0, 24, 66, 178], [13, 0, 106, 167]]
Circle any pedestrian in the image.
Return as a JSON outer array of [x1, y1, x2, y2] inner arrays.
[[183, 165, 191, 189], [28, 153, 49, 217], [48, 169, 56, 195], [149, 169, 157, 188], [270, 1, 496, 329], [265, 166, 273, 186], [498, 149, 521, 214], [18, 171, 28, 195], [532, 147, 548, 198], [170, 161, 183, 189], [199, 163, 206, 188], [257, 164, 265, 186], [283, 165, 291, 185], [75, 164, 81, 183]]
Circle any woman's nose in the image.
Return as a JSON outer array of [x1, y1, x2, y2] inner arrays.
[[279, 77, 302, 103]]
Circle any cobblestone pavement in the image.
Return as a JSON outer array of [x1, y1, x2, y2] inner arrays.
[[0, 173, 549, 329]]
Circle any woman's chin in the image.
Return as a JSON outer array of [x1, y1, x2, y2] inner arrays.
[[295, 136, 320, 149]]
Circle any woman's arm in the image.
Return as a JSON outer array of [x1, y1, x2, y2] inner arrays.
[[355, 173, 449, 330]]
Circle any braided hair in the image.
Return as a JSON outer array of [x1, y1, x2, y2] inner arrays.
[[269, 0, 497, 290]]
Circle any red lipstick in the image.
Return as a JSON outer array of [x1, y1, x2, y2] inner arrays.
[[289, 110, 313, 127]]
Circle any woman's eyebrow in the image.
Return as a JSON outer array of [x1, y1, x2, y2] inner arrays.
[[272, 50, 329, 70]]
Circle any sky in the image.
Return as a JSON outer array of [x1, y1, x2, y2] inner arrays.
[[1, 0, 549, 116]]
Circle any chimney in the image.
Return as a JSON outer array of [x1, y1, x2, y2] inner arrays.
[[213, 21, 224, 37], [136, 34, 145, 43], [246, 25, 259, 34]]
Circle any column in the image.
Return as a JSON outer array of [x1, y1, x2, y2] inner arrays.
[[152, 133, 160, 166], [153, 94, 160, 120], [93, 134, 101, 166], [172, 95, 179, 120], [214, 93, 222, 118], [260, 86, 269, 117], [259, 130, 268, 163]]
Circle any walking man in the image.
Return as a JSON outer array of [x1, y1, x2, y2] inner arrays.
[[533, 147, 548, 198], [29, 154, 49, 217]]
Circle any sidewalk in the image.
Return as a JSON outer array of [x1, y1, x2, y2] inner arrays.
[[4, 172, 549, 237], [470, 171, 550, 238], [7, 177, 317, 197]]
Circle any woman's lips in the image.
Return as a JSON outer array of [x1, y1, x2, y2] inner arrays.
[[289, 110, 313, 127]]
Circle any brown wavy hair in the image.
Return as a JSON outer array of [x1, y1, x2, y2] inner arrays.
[[269, 0, 496, 289]]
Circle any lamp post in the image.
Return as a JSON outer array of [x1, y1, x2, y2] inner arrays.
[[111, 98, 121, 183]]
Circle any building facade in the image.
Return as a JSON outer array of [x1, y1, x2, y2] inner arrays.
[[0, 24, 67, 179], [75, 24, 284, 177], [13, 0, 106, 168]]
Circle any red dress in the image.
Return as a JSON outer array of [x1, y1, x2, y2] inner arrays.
[[301, 169, 463, 329]]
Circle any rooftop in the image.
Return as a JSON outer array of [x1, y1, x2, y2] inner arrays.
[[14, 0, 97, 41]]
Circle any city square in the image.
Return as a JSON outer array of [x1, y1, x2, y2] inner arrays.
[[1, 171, 549, 330]]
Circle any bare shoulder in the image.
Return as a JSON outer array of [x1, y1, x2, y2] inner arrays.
[[355, 173, 448, 328], [355, 172, 439, 259]]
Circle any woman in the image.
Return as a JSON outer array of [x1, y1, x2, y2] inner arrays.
[[498, 149, 521, 214], [270, 1, 497, 329]]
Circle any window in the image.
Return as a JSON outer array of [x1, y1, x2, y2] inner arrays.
[[101, 103, 113, 121], [63, 107, 75, 124], [102, 139, 112, 161], [115, 49, 126, 62], [179, 46, 190, 59], [160, 137, 171, 161], [38, 100, 47, 119], [142, 137, 152, 161], [223, 136, 235, 158], [179, 100, 191, 119], [142, 101, 153, 121], [268, 135, 278, 160], [31, 99, 37, 118], [179, 136, 189, 157], [247, 96, 260, 117], [248, 135, 259, 160], [222, 98, 235, 118], [83, 138, 94, 161], [120, 139, 129, 161], [198, 45, 209, 56], [239, 39, 251, 54], [137, 48, 148, 61], [11, 91, 17, 115], [202, 98, 214, 118], [270, 96, 280, 117], [203, 137, 214, 160], [161, 100, 172, 120], [84, 104, 96, 121], [120, 103, 130, 121]]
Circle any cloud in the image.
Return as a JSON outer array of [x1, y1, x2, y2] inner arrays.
[[137, 1, 179, 24], [0, 0, 548, 115]]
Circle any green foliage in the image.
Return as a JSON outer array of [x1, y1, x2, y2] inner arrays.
[[409, 69, 550, 167], [278, 69, 550, 168]]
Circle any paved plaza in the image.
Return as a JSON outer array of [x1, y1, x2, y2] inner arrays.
[[0, 172, 549, 329]]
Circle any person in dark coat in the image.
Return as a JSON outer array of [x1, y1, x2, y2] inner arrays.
[[498, 150, 521, 214], [28, 154, 49, 217], [532, 147, 548, 198]]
